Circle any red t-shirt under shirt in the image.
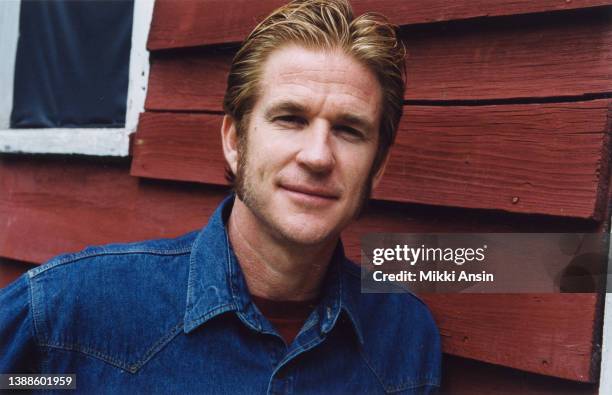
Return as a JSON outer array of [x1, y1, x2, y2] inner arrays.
[[251, 295, 318, 344]]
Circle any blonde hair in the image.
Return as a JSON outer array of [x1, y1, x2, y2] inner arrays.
[[223, 0, 406, 177]]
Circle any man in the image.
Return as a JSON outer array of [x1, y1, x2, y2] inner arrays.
[[0, 0, 441, 393]]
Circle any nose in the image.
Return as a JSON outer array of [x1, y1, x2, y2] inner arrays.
[[295, 121, 336, 174]]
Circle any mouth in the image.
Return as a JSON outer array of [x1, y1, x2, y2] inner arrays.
[[279, 183, 340, 204]]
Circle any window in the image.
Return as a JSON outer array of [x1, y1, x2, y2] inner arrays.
[[0, 0, 154, 156]]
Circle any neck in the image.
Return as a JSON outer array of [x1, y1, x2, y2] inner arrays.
[[227, 197, 338, 301]]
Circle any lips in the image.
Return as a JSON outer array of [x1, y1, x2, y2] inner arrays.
[[280, 183, 340, 200]]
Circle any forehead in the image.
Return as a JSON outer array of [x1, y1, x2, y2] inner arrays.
[[255, 45, 382, 121]]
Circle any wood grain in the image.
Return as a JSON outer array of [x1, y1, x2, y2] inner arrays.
[[146, 8, 612, 107], [0, 157, 226, 265], [376, 101, 611, 220], [3, 156, 601, 265], [146, 50, 230, 112], [0, 155, 603, 381], [422, 293, 600, 382], [5, 151, 602, 264], [439, 354, 597, 394], [147, 0, 612, 50], [131, 113, 228, 185], [132, 100, 611, 219]]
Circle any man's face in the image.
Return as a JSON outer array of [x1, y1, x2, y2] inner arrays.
[[227, 45, 385, 246]]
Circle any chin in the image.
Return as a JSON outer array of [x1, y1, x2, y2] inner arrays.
[[276, 219, 339, 246]]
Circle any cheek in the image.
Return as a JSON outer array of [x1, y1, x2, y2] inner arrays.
[[244, 131, 295, 179], [253, 133, 299, 164], [339, 148, 376, 187]]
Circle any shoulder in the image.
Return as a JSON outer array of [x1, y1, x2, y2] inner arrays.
[[27, 231, 197, 312], [29, 230, 198, 279], [0, 275, 41, 373], [341, 260, 442, 392], [24, 230, 199, 372]]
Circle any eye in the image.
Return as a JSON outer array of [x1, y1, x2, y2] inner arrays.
[[274, 115, 307, 127], [334, 125, 364, 140]]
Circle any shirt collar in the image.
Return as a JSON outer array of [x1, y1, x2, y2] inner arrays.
[[183, 194, 364, 344]]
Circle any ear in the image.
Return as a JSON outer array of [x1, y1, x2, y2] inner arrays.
[[371, 152, 391, 190], [221, 115, 239, 176]]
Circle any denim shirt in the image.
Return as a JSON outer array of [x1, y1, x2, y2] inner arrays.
[[0, 195, 441, 394]]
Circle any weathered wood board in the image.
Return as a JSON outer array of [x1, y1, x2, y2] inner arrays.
[[132, 101, 611, 219]]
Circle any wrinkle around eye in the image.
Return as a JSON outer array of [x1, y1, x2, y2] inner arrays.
[[273, 115, 308, 128], [333, 125, 367, 142]]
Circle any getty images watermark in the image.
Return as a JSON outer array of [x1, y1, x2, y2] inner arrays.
[[371, 243, 491, 283], [361, 234, 610, 293]]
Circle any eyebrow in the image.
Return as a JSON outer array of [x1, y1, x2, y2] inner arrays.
[[264, 101, 311, 118], [264, 100, 375, 135]]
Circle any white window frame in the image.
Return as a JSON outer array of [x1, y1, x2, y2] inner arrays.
[[0, 0, 154, 156]]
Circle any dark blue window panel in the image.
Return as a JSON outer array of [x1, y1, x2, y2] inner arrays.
[[10, 0, 134, 128]]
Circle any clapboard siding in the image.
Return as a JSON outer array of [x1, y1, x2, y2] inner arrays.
[[0, 156, 602, 381], [147, 0, 612, 50], [132, 100, 611, 219], [132, 114, 227, 185], [379, 102, 611, 220], [440, 354, 596, 394], [146, 50, 229, 112], [3, 156, 602, 265], [421, 294, 599, 382], [0, 158, 222, 265], [146, 8, 612, 108]]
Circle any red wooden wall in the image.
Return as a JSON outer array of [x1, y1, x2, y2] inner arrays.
[[2, 1, 612, 393]]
